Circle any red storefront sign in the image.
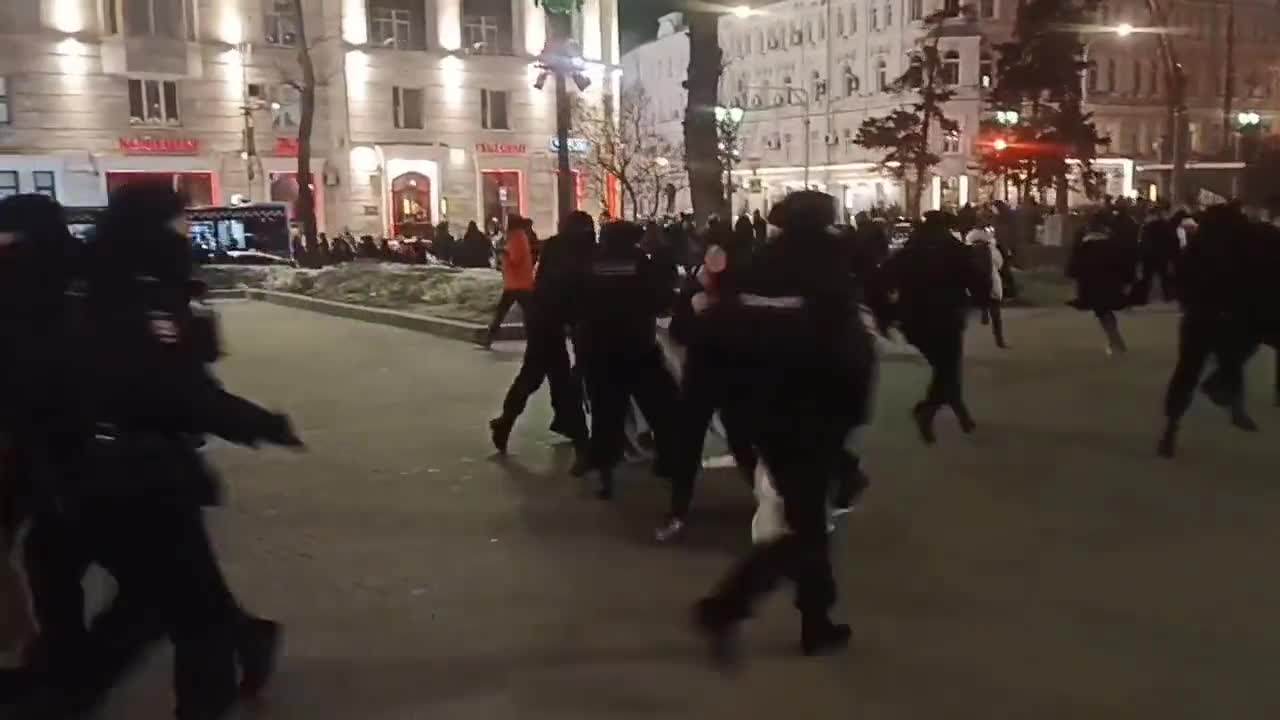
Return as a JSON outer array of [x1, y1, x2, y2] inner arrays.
[[273, 137, 300, 157], [475, 142, 527, 155], [118, 136, 201, 155]]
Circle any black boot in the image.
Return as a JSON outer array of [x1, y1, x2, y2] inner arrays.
[[569, 443, 592, 477], [1230, 405, 1260, 432], [489, 416, 514, 455], [692, 598, 739, 670], [953, 404, 977, 434], [236, 616, 282, 699], [801, 616, 852, 657], [912, 403, 937, 446], [596, 468, 614, 501], [1157, 423, 1178, 458]]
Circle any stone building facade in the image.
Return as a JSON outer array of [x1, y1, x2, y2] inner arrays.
[[0, 0, 621, 236], [623, 0, 1280, 216]]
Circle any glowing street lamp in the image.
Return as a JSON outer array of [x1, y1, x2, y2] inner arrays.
[[732, 5, 754, 18], [1115, 23, 1134, 37], [995, 110, 1019, 126], [1237, 111, 1262, 128], [993, 138, 1009, 152]]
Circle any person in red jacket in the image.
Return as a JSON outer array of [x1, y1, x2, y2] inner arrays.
[[483, 215, 535, 348]]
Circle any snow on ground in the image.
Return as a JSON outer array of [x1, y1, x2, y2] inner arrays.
[[201, 262, 509, 324]]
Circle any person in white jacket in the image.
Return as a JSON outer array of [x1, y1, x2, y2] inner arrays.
[[965, 227, 1008, 348]]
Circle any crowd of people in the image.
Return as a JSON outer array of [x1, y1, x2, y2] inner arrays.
[[288, 219, 500, 269], [2, 179, 1279, 717]]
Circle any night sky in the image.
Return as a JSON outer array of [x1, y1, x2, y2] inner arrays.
[[619, 0, 684, 53]]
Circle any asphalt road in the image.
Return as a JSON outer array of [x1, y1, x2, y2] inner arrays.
[[97, 301, 1280, 720]]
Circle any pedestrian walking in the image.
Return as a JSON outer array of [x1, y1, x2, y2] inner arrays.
[[966, 226, 1007, 348], [483, 215, 535, 348]]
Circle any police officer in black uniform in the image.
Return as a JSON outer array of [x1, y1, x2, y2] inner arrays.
[[490, 212, 592, 475], [0, 195, 86, 706], [1159, 204, 1269, 457], [575, 220, 678, 500], [694, 191, 874, 662], [30, 184, 303, 720], [883, 211, 978, 445]]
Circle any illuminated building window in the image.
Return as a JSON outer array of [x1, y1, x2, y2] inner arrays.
[[128, 78, 180, 126], [265, 0, 298, 46]]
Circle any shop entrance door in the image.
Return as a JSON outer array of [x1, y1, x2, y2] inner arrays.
[[391, 172, 433, 237], [481, 170, 522, 231]]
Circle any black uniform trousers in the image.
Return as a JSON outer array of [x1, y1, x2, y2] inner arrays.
[[704, 431, 839, 621], [501, 327, 588, 441], [1134, 259, 1176, 304], [60, 499, 239, 718], [907, 322, 966, 413], [1165, 310, 1253, 422], [582, 345, 678, 473], [669, 349, 756, 519], [487, 289, 534, 337]]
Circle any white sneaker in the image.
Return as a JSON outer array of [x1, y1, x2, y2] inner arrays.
[[655, 517, 686, 543]]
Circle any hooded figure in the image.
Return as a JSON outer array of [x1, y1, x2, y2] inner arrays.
[[695, 191, 873, 662]]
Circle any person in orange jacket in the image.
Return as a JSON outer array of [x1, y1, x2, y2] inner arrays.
[[484, 214, 535, 348]]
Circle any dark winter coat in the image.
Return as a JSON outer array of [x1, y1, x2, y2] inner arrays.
[[574, 222, 669, 357], [882, 216, 975, 337], [1066, 227, 1133, 313]]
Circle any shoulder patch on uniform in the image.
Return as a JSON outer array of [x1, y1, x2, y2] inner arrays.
[[739, 293, 805, 310], [593, 261, 639, 276], [147, 311, 180, 344]]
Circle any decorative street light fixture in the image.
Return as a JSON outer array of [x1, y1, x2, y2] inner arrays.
[[995, 110, 1019, 126], [534, 0, 589, 220]]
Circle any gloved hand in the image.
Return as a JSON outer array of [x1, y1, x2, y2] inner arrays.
[[263, 413, 305, 449]]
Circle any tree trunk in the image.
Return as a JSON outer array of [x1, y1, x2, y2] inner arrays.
[[684, 11, 725, 225], [292, 0, 318, 246]]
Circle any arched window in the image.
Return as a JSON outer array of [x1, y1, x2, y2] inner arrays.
[[942, 51, 961, 85], [836, 9, 845, 36], [875, 58, 888, 91], [1132, 60, 1142, 96], [1087, 61, 1099, 93], [751, 94, 762, 107], [870, 4, 878, 29], [1105, 59, 1117, 93], [844, 67, 860, 95]]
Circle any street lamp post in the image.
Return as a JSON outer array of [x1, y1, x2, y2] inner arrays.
[[1233, 110, 1262, 197], [535, 1, 589, 221]]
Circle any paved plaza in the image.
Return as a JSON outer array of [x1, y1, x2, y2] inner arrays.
[[98, 301, 1280, 720]]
